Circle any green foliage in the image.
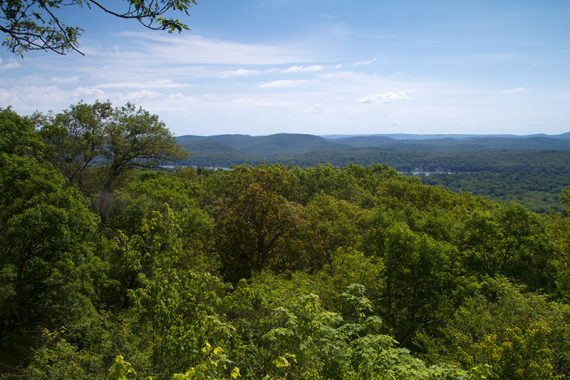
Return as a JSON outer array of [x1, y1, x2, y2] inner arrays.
[[213, 166, 304, 282], [129, 268, 233, 376], [378, 222, 461, 346], [0, 107, 46, 158], [102, 203, 215, 309], [424, 277, 570, 379], [3, 106, 570, 379], [228, 280, 469, 379], [172, 342, 240, 380], [0, 153, 99, 343], [461, 203, 556, 291], [545, 204, 570, 300], [301, 194, 368, 269], [1, 0, 197, 55], [24, 334, 101, 380], [109, 355, 137, 380], [37, 100, 112, 188], [316, 250, 384, 312], [561, 187, 570, 211], [38, 101, 188, 194], [178, 133, 570, 212]]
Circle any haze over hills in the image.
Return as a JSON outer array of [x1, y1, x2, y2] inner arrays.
[[177, 132, 570, 168]]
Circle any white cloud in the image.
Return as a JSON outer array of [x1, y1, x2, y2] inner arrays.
[[353, 58, 377, 66], [0, 85, 107, 111], [115, 33, 314, 65], [96, 80, 188, 89], [319, 70, 375, 81], [502, 87, 530, 95], [220, 68, 261, 78], [220, 64, 334, 79], [311, 103, 325, 114], [123, 90, 163, 101], [72, 87, 107, 101], [281, 65, 325, 74], [259, 80, 310, 89], [0, 58, 22, 71], [169, 93, 186, 99], [50, 76, 80, 83], [357, 91, 410, 104], [4, 29, 561, 136], [231, 98, 286, 108]]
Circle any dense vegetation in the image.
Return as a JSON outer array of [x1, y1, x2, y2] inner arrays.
[[178, 134, 570, 212], [2, 103, 570, 379], [422, 171, 567, 213]]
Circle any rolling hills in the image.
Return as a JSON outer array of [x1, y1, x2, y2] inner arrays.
[[176, 132, 570, 211]]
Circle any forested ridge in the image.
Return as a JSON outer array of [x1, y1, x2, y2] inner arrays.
[[177, 134, 570, 212], [2, 103, 570, 379]]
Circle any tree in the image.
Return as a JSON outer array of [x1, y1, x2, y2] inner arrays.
[[0, 153, 99, 345], [38, 101, 112, 187], [561, 187, 570, 211], [102, 102, 188, 189], [0, 107, 45, 158], [213, 166, 303, 283], [461, 204, 556, 292], [426, 277, 570, 379], [38, 101, 188, 192], [1, 0, 197, 56], [301, 194, 367, 270], [379, 223, 460, 347]]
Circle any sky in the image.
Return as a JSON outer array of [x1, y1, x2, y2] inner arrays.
[[1, 0, 569, 136]]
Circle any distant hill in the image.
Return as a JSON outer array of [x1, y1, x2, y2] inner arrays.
[[175, 132, 570, 212], [176, 132, 570, 167], [327, 134, 570, 150], [324, 132, 570, 141], [242, 133, 343, 155], [326, 135, 394, 148], [177, 133, 345, 166]]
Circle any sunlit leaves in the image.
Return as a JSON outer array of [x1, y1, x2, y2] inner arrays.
[[1, 0, 197, 55]]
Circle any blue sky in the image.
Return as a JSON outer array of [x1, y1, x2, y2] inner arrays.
[[1, 0, 569, 136]]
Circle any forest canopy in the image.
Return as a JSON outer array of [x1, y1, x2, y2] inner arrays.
[[1, 103, 570, 379]]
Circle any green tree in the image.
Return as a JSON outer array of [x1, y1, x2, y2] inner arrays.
[[102, 202, 213, 308], [427, 277, 570, 379], [379, 223, 460, 347], [1, 0, 197, 55], [0, 153, 99, 361], [301, 194, 367, 270], [38, 101, 112, 187], [0, 107, 46, 158], [130, 268, 234, 376], [102, 103, 187, 188], [561, 187, 570, 211], [546, 188, 570, 300], [461, 203, 556, 292], [39, 101, 187, 192], [228, 280, 470, 379], [213, 166, 303, 282]]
